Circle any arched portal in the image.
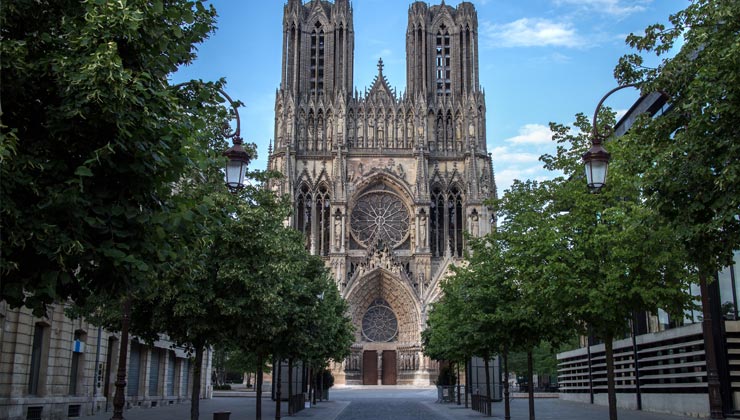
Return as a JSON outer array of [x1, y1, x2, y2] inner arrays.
[[338, 268, 432, 385]]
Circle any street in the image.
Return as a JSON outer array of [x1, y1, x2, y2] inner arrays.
[[82, 387, 701, 420]]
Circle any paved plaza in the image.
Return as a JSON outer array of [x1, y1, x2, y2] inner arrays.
[[81, 386, 702, 420]]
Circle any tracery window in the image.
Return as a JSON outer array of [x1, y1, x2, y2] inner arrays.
[[350, 189, 410, 248], [430, 185, 464, 257], [362, 299, 398, 342], [448, 186, 463, 257], [296, 184, 331, 256], [316, 184, 331, 256], [296, 184, 312, 250], [431, 186, 445, 257]]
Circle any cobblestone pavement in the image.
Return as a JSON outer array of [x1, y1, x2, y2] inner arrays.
[[81, 387, 702, 420]]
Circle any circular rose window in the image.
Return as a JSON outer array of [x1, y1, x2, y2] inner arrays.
[[362, 299, 398, 342], [350, 190, 410, 247]]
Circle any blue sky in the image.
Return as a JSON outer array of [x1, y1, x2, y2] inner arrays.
[[173, 0, 684, 195]]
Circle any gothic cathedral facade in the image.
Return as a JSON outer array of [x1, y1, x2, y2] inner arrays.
[[268, 0, 496, 385]]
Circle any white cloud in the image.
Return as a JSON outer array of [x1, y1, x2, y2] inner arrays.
[[504, 124, 555, 145], [554, 0, 649, 17], [490, 146, 540, 164], [528, 52, 573, 65], [482, 18, 583, 48]]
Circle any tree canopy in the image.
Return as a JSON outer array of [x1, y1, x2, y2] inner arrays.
[[614, 0, 740, 277], [1, 0, 219, 314]]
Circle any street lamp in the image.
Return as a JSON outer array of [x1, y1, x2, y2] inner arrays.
[[582, 84, 637, 192], [216, 88, 251, 191]]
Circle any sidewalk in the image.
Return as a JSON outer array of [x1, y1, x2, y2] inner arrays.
[[83, 396, 349, 420], [427, 397, 699, 420]]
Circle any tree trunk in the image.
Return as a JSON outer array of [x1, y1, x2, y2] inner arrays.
[[319, 366, 324, 402], [256, 354, 263, 420], [275, 357, 282, 420], [190, 344, 204, 420], [527, 350, 535, 420], [484, 357, 492, 417], [464, 359, 469, 408], [111, 299, 131, 420], [456, 362, 461, 405], [288, 359, 293, 416], [312, 367, 317, 405], [605, 334, 618, 420], [307, 366, 312, 406], [504, 349, 511, 420], [700, 272, 725, 418]]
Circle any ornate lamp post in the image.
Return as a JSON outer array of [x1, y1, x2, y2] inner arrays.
[[584, 85, 724, 418], [218, 88, 251, 191], [582, 84, 639, 191], [110, 85, 249, 420]]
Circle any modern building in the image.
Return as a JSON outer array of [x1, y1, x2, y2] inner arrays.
[[268, 0, 496, 385], [0, 302, 212, 420], [557, 92, 740, 418]]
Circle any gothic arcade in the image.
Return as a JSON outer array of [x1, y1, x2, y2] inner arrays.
[[268, 0, 496, 385]]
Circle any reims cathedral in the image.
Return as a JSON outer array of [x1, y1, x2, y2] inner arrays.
[[268, 0, 496, 385]]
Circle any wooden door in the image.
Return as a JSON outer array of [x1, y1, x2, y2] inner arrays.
[[382, 350, 397, 385], [362, 351, 378, 385]]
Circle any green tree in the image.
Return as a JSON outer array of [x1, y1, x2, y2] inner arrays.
[[493, 179, 577, 420], [1, 0, 218, 314], [540, 112, 693, 420]]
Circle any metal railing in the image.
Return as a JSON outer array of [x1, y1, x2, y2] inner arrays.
[[471, 393, 492, 416], [289, 393, 305, 415]]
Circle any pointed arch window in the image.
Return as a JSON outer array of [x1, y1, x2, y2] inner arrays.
[[310, 22, 325, 95], [431, 186, 445, 257], [448, 186, 464, 257], [296, 185, 312, 250], [435, 25, 451, 96], [316, 185, 331, 256]]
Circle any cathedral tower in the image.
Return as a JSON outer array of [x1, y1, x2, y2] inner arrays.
[[269, 0, 495, 386], [406, 1, 479, 98]]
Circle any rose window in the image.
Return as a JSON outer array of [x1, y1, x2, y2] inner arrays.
[[362, 299, 398, 342], [350, 190, 410, 247]]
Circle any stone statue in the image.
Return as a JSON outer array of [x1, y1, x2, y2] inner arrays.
[[419, 214, 427, 246], [334, 216, 342, 250], [471, 213, 479, 237], [327, 123, 333, 150]]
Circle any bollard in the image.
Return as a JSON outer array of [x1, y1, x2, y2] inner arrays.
[[213, 411, 231, 420]]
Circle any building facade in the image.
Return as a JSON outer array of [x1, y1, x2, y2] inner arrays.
[[0, 302, 212, 420], [268, 0, 496, 385]]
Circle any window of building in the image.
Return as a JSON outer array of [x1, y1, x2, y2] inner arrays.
[[166, 351, 176, 396], [28, 323, 48, 395], [296, 184, 312, 250], [127, 341, 141, 396], [149, 348, 160, 396], [316, 185, 331, 256], [719, 250, 740, 320], [431, 186, 445, 257], [448, 187, 463, 257], [69, 330, 86, 395], [435, 26, 451, 96], [182, 358, 191, 396], [310, 22, 325, 95]]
